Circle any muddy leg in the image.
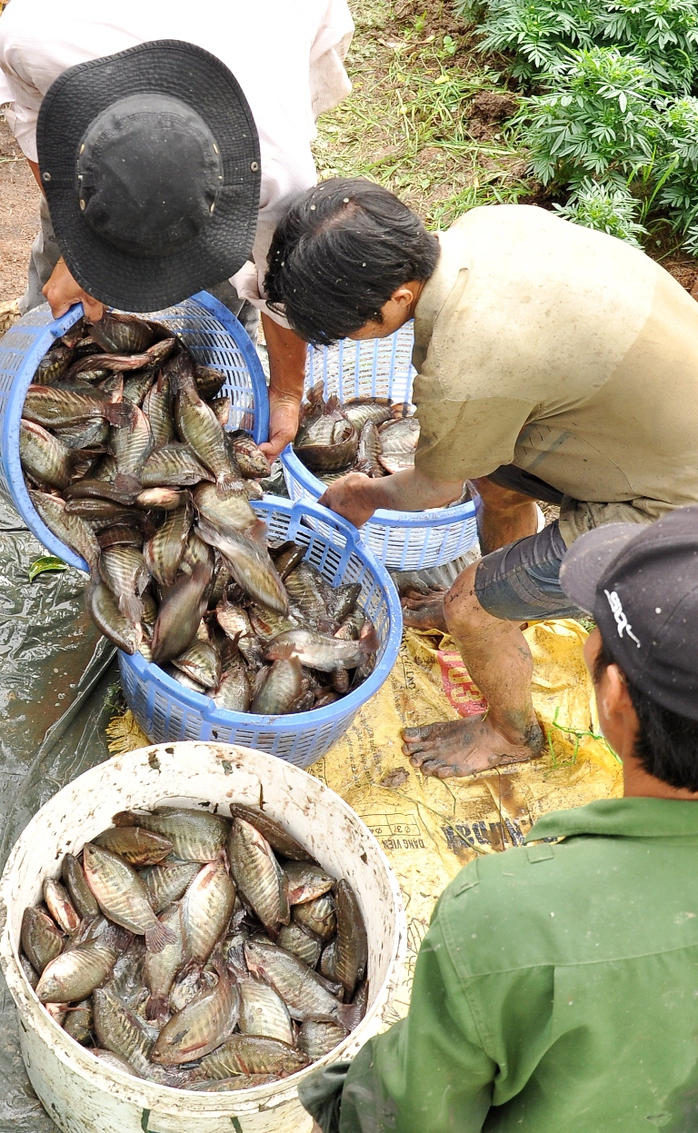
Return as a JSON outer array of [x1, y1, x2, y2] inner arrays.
[[402, 561, 543, 778], [471, 477, 538, 555], [401, 587, 448, 632]]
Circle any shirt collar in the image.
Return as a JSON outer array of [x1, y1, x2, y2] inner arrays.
[[527, 797, 698, 842]]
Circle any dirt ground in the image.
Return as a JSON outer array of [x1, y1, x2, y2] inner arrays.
[[0, 110, 40, 308]]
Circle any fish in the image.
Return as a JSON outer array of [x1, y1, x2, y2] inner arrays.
[[85, 580, 143, 654], [20, 420, 73, 489], [82, 844, 177, 953], [355, 420, 383, 477], [20, 953, 39, 989], [23, 385, 121, 429], [141, 373, 174, 447], [335, 879, 368, 999], [143, 499, 193, 588], [172, 639, 221, 689], [65, 479, 140, 506], [200, 1035, 309, 1079], [227, 431, 270, 479], [295, 393, 359, 471], [244, 939, 346, 1024], [144, 903, 184, 1021], [269, 541, 306, 581], [171, 359, 239, 492], [319, 939, 337, 981], [283, 562, 333, 629], [140, 860, 201, 914], [136, 487, 182, 510], [298, 1019, 348, 1060], [213, 654, 251, 712], [249, 658, 304, 716], [122, 367, 157, 406], [89, 312, 156, 354], [36, 923, 130, 1003], [53, 417, 111, 451], [21, 906, 64, 974], [181, 860, 236, 965], [35, 343, 74, 384], [105, 400, 153, 475], [93, 826, 173, 867], [228, 818, 290, 932], [284, 862, 334, 906], [92, 986, 155, 1075], [179, 532, 216, 577], [194, 363, 228, 400], [229, 805, 313, 863], [237, 978, 293, 1045], [377, 415, 420, 474], [293, 893, 337, 942], [151, 966, 240, 1064], [150, 561, 212, 665], [89, 1047, 144, 1077], [112, 807, 230, 863], [342, 397, 393, 431], [210, 396, 231, 427], [43, 878, 81, 935], [30, 491, 101, 574], [98, 547, 149, 624], [196, 516, 289, 616], [266, 627, 379, 673], [276, 922, 323, 968], [190, 1074, 280, 1092], [193, 481, 256, 535], [62, 999, 94, 1044], [140, 444, 213, 488]]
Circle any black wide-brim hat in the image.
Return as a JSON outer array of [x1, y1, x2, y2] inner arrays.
[[37, 40, 261, 311]]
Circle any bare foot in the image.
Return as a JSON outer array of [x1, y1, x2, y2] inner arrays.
[[401, 588, 448, 632], [402, 715, 544, 779]]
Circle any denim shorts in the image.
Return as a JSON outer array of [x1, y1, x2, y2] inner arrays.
[[474, 520, 582, 622]]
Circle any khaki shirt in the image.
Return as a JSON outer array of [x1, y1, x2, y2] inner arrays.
[[413, 205, 698, 544]]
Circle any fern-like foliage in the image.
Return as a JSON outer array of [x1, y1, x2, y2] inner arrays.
[[553, 177, 648, 244]]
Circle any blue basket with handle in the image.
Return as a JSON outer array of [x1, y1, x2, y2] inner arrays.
[[280, 322, 478, 571], [119, 495, 403, 768], [0, 291, 269, 571]]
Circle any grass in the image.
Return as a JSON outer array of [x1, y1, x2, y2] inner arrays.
[[312, 0, 536, 227]]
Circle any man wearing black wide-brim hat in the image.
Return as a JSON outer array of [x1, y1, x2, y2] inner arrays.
[[0, 0, 353, 460]]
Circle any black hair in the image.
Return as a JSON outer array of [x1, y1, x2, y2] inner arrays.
[[264, 177, 440, 345], [593, 636, 698, 791]]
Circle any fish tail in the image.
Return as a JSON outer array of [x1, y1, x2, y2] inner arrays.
[[247, 518, 268, 548], [145, 919, 177, 954], [119, 594, 144, 625], [337, 998, 364, 1032], [146, 995, 168, 1022]]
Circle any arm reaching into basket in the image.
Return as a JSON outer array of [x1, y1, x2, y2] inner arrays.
[[260, 314, 308, 460], [318, 467, 464, 528]]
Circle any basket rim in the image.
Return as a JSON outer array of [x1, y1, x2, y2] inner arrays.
[[119, 493, 404, 729]]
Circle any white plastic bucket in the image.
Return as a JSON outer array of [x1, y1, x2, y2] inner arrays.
[[0, 742, 407, 1133]]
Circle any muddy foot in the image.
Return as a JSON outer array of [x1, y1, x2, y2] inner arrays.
[[402, 716, 544, 779], [401, 588, 448, 632]]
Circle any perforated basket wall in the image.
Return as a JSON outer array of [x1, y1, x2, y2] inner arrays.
[[281, 322, 478, 571], [119, 496, 403, 768], [0, 292, 268, 571]]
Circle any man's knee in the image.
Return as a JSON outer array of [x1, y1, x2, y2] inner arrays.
[[443, 562, 485, 633], [471, 476, 536, 515]]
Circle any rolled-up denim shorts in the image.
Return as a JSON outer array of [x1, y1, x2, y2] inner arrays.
[[474, 520, 582, 622]]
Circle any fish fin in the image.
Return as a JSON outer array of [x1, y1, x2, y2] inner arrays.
[[359, 625, 380, 655], [112, 809, 144, 826], [247, 518, 268, 548], [145, 919, 177, 954], [104, 402, 134, 428], [266, 641, 297, 662], [215, 472, 245, 497], [337, 998, 364, 1032], [118, 594, 144, 625], [390, 402, 411, 419], [145, 995, 168, 1022]]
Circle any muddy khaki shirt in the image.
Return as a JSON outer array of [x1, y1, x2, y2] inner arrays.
[[304, 797, 698, 1132], [413, 206, 698, 543]]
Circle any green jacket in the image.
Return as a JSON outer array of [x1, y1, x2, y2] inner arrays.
[[302, 798, 698, 1132]]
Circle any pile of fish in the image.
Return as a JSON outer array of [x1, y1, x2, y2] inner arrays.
[[292, 383, 421, 484], [20, 313, 379, 714], [20, 803, 368, 1090]]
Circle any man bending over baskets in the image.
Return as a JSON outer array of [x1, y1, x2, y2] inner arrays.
[[265, 178, 698, 780]]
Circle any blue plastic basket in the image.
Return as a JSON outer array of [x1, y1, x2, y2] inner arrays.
[[280, 322, 478, 571], [119, 495, 403, 768], [0, 292, 268, 571]]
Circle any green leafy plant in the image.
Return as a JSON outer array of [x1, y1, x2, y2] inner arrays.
[[553, 177, 648, 244]]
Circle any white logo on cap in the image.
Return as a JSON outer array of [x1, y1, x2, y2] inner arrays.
[[604, 589, 641, 648]]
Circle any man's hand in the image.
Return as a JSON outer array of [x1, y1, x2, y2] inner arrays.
[[42, 258, 105, 321], [318, 471, 378, 528], [261, 389, 301, 461]]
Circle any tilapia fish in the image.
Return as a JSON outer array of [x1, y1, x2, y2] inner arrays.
[[21, 315, 379, 719], [21, 802, 368, 1092]]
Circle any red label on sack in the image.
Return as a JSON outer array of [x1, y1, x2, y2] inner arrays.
[[436, 647, 488, 717]]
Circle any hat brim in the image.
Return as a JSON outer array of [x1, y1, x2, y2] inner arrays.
[[37, 40, 261, 311], [559, 523, 646, 615]]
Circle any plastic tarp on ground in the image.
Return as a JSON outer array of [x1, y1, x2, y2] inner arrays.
[[0, 496, 621, 1132]]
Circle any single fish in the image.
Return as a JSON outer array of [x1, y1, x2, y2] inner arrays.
[[343, 397, 393, 431], [284, 862, 334, 906], [266, 627, 379, 673], [250, 658, 304, 716], [89, 1047, 143, 1078], [122, 367, 157, 406], [171, 639, 220, 689], [293, 893, 337, 942], [244, 939, 345, 1023], [23, 384, 121, 428], [82, 844, 176, 953], [319, 939, 337, 981], [194, 363, 227, 400], [201, 1034, 309, 1079], [112, 807, 230, 863], [377, 415, 420, 474], [43, 878, 81, 935], [216, 601, 265, 667], [30, 491, 101, 574], [181, 859, 236, 965], [151, 966, 240, 1064], [179, 531, 216, 576], [92, 986, 155, 1075], [105, 400, 153, 475], [196, 516, 288, 616], [140, 860, 201, 914], [141, 372, 174, 448], [63, 998, 93, 1044], [227, 431, 270, 479], [334, 879, 368, 1000], [65, 478, 140, 506], [85, 581, 143, 654], [277, 922, 323, 968], [229, 805, 313, 863], [136, 487, 182, 510], [193, 481, 256, 535], [143, 499, 193, 588], [210, 395, 231, 427], [21, 906, 63, 974], [53, 417, 111, 451], [355, 420, 384, 477], [283, 562, 332, 629], [270, 541, 306, 581], [140, 444, 213, 488], [247, 604, 300, 646], [36, 923, 130, 1003], [190, 1074, 280, 1092], [214, 654, 251, 712], [172, 360, 238, 491], [89, 312, 156, 354], [20, 420, 73, 489], [298, 1019, 347, 1060], [144, 903, 185, 1021], [99, 546, 149, 624], [93, 826, 173, 867], [237, 978, 293, 1045], [150, 561, 212, 665], [35, 343, 74, 384], [228, 818, 290, 933], [170, 965, 216, 1014], [20, 953, 39, 990]]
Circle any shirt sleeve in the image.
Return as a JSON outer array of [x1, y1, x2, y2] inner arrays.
[[309, 0, 353, 118], [334, 898, 496, 1133]]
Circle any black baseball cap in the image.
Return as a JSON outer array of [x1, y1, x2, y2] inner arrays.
[[36, 40, 261, 311], [560, 506, 698, 720]]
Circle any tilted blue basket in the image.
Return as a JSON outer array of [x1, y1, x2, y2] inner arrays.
[[280, 322, 478, 572], [0, 291, 268, 571], [119, 496, 403, 768]]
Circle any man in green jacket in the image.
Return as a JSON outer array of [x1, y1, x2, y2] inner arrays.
[[301, 504, 698, 1132]]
